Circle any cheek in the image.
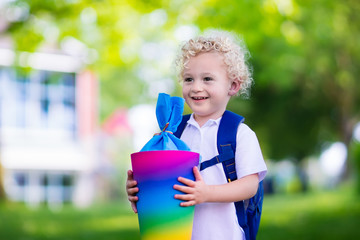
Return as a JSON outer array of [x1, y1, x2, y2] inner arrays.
[[182, 85, 189, 96]]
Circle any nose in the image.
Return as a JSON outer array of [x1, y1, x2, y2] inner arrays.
[[191, 79, 203, 92]]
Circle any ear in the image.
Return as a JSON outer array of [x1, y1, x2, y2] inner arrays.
[[228, 80, 241, 96]]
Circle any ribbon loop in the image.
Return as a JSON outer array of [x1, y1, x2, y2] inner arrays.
[[154, 122, 173, 136]]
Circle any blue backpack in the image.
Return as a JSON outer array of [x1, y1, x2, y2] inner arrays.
[[174, 110, 264, 240]]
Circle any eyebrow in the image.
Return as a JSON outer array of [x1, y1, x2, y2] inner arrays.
[[183, 72, 215, 76], [202, 72, 214, 76]]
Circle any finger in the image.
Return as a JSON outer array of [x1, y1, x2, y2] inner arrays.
[[131, 202, 138, 213], [174, 193, 194, 201], [127, 169, 134, 180], [128, 195, 138, 202], [173, 184, 193, 194], [177, 176, 195, 187], [127, 186, 139, 195], [193, 166, 203, 181], [126, 179, 138, 189], [180, 200, 196, 207]]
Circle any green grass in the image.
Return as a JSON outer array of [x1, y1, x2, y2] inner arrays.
[[0, 185, 359, 240], [0, 201, 140, 240], [258, 184, 360, 239]]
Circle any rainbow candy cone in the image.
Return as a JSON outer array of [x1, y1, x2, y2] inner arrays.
[[131, 150, 199, 240]]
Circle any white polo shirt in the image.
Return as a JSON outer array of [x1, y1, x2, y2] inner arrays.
[[180, 114, 267, 240]]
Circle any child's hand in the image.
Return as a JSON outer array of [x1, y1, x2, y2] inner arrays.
[[173, 166, 210, 207], [126, 169, 139, 213]]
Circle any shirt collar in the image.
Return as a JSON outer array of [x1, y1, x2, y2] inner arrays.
[[187, 113, 222, 128]]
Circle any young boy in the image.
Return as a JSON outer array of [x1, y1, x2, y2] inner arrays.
[[126, 30, 267, 240]]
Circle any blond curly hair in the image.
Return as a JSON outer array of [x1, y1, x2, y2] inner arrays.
[[175, 29, 253, 98]]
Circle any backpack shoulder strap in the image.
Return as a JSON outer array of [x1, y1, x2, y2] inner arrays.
[[219, 111, 264, 240], [174, 114, 191, 138], [217, 110, 244, 182], [217, 111, 253, 240], [217, 110, 244, 154]]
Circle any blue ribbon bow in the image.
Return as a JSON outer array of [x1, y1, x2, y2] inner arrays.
[[140, 93, 190, 152]]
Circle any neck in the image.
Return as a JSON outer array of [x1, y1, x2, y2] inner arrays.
[[193, 111, 225, 127]]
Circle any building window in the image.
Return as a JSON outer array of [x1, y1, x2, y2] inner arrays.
[[0, 67, 77, 135], [9, 171, 75, 205]]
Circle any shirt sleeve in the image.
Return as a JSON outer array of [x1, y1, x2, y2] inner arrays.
[[235, 123, 267, 182]]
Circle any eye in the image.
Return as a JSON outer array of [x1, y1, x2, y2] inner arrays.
[[184, 77, 193, 82], [203, 77, 213, 81]]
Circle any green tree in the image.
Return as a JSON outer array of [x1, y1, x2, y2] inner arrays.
[[2, 0, 166, 119], [193, 0, 360, 176], [2, 0, 360, 177]]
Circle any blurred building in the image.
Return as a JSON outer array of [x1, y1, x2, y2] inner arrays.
[[0, 48, 99, 208]]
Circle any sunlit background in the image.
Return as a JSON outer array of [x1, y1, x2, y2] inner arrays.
[[0, 0, 359, 239]]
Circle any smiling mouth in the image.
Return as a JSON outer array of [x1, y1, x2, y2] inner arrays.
[[192, 96, 209, 100]]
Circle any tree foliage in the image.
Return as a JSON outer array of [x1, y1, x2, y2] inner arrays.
[[194, 0, 360, 164], [1, 0, 360, 167]]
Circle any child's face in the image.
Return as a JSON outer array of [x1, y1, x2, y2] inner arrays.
[[182, 52, 239, 124]]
